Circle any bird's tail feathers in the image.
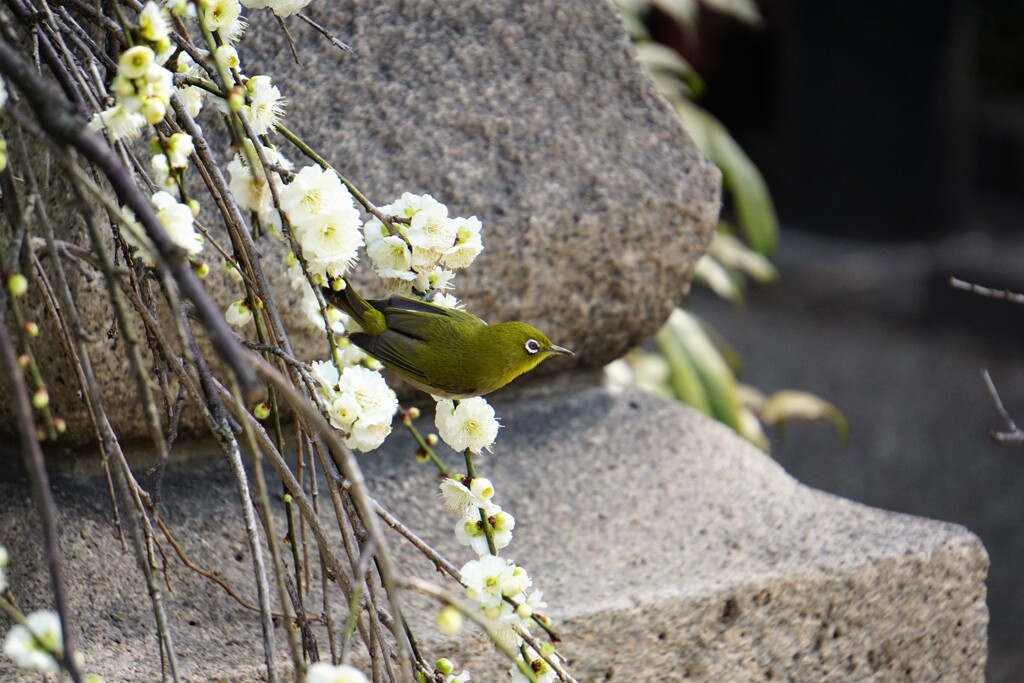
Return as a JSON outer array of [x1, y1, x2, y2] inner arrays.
[[322, 278, 385, 335]]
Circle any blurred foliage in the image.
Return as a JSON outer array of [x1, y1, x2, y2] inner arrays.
[[609, 0, 846, 450]]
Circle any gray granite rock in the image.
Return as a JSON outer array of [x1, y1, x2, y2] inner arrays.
[[0, 384, 988, 681], [1, 0, 719, 443]]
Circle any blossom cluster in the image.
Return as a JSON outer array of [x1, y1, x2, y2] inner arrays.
[[364, 193, 482, 304], [281, 165, 364, 284], [309, 360, 397, 452], [87, 4, 174, 141], [430, 395, 561, 681]]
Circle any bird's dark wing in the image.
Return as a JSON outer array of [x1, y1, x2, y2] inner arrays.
[[349, 331, 430, 384], [381, 298, 482, 341]]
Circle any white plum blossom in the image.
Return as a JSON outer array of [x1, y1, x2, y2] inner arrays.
[[281, 166, 363, 283], [310, 362, 397, 452], [443, 215, 483, 270], [165, 133, 194, 168], [118, 45, 154, 79], [153, 191, 203, 258], [438, 477, 495, 516], [138, 2, 171, 48], [460, 555, 520, 609], [245, 75, 284, 135], [337, 366, 398, 424], [454, 507, 514, 556], [200, 0, 245, 42], [150, 154, 176, 191], [305, 662, 369, 683], [88, 104, 146, 142], [227, 142, 290, 222], [510, 647, 559, 683], [225, 299, 253, 327], [435, 397, 500, 454], [445, 672, 471, 683], [430, 292, 462, 309], [174, 52, 207, 117], [215, 44, 240, 70], [267, 0, 312, 16], [3, 610, 63, 674], [108, 44, 174, 126]]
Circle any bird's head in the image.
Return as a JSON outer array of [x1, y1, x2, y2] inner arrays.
[[489, 321, 574, 379]]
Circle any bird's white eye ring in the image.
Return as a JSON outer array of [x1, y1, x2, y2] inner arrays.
[[525, 339, 540, 355]]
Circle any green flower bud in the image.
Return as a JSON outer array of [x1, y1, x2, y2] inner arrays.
[[407, 406, 421, 420], [426, 433, 439, 447], [32, 388, 49, 410], [435, 658, 454, 676], [193, 261, 210, 278], [254, 402, 272, 420], [52, 417, 67, 434], [436, 605, 462, 636], [228, 86, 245, 112], [7, 273, 28, 297], [188, 199, 201, 217], [23, 321, 39, 337]]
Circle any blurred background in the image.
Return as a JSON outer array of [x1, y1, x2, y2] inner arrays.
[[621, 1, 1024, 680]]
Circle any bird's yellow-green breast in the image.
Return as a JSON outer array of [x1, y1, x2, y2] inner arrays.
[[322, 280, 573, 399]]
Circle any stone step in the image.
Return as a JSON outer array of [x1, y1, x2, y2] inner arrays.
[[0, 382, 987, 681]]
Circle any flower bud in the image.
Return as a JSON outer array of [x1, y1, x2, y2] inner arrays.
[[435, 659, 454, 676], [425, 433, 439, 447], [141, 97, 166, 124], [52, 417, 67, 434], [193, 261, 210, 278], [32, 388, 49, 410], [436, 605, 462, 636], [283, 493, 293, 504], [407, 406, 421, 420], [17, 354, 29, 369], [228, 86, 245, 112], [188, 199, 201, 217], [515, 603, 533, 620], [469, 477, 493, 501], [331, 278, 345, 291], [23, 321, 39, 337], [7, 273, 28, 297], [254, 402, 272, 420]]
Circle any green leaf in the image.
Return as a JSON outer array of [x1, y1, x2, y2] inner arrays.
[[759, 390, 849, 441], [701, 0, 763, 26], [694, 254, 744, 304], [655, 324, 713, 415], [674, 100, 779, 255], [666, 309, 741, 428], [706, 231, 778, 283]]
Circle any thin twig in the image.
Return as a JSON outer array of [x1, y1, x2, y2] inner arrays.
[[296, 13, 353, 53], [981, 369, 1024, 444], [950, 276, 1024, 305]]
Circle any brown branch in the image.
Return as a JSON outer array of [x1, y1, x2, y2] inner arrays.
[[0, 34, 259, 395]]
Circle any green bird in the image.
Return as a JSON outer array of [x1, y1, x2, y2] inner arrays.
[[322, 279, 574, 399]]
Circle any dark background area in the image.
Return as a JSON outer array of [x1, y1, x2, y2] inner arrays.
[[653, 1, 1024, 680]]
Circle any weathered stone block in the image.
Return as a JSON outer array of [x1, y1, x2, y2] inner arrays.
[[2, 0, 719, 442]]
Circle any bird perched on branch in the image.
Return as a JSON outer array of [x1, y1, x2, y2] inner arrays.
[[322, 280, 573, 399]]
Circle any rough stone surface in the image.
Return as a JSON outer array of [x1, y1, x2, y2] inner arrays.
[[0, 385, 988, 681], [1, 0, 719, 443]]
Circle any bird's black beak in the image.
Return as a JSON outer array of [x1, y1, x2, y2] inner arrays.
[[548, 344, 575, 357]]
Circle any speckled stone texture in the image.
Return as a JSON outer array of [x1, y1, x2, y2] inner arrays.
[[0, 0, 719, 443], [0, 384, 988, 681]]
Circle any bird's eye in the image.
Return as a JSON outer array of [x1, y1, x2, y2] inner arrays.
[[525, 339, 540, 355]]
